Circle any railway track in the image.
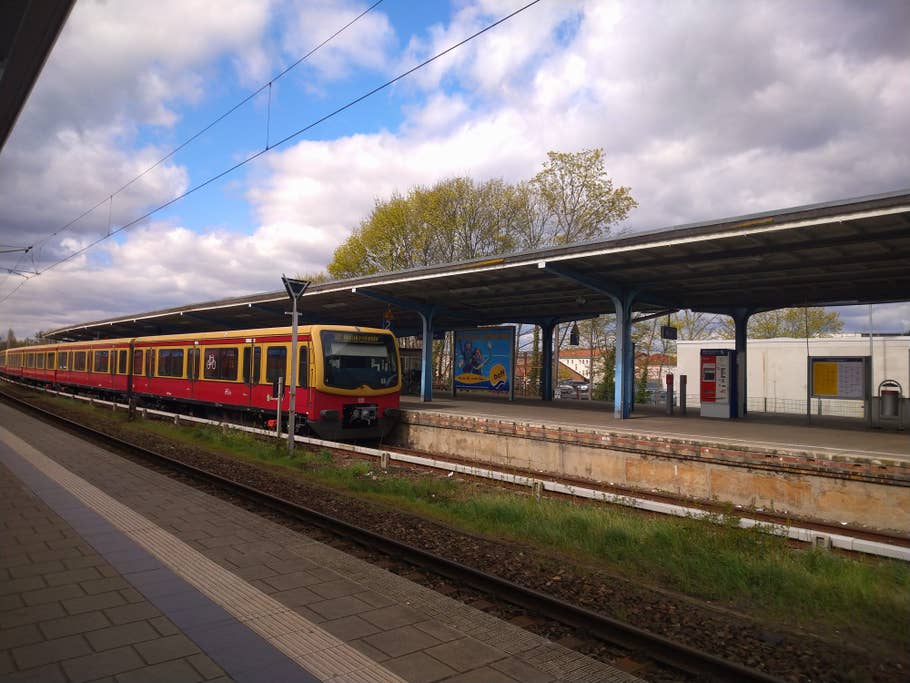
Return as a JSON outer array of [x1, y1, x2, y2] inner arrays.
[[1, 387, 785, 683]]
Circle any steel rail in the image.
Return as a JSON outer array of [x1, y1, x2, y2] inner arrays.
[[1, 390, 784, 683]]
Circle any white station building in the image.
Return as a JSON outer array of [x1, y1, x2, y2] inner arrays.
[[677, 335, 910, 420]]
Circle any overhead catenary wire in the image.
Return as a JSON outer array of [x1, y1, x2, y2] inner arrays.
[[0, 0, 544, 306], [2, 1, 387, 292]]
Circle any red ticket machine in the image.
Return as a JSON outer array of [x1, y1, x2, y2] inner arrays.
[[700, 348, 736, 418]]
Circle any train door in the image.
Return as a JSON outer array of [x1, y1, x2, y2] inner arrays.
[[92, 347, 110, 390], [127, 344, 136, 399], [298, 343, 312, 418], [144, 347, 155, 395], [242, 341, 261, 410], [35, 349, 45, 382], [114, 348, 128, 393], [187, 345, 200, 402], [56, 350, 68, 386], [131, 348, 146, 396], [265, 344, 289, 412], [108, 347, 116, 390]]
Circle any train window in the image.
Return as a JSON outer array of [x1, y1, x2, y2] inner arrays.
[[242, 346, 261, 384], [118, 350, 128, 374], [94, 351, 109, 373], [37, 353, 45, 369], [47, 352, 55, 368], [265, 346, 287, 384], [157, 349, 184, 377], [132, 349, 143, 376], [57, 352, 68, 370], [26, 353, 35, 368], [203, 348, 238, 381], [320, 330, 399, 390], [74, 351, 87, 371], [298, 347, 308, 388], [145, 350, 155, 377]]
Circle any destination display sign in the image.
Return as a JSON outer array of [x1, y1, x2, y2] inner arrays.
[[334, 333, 383, 344]]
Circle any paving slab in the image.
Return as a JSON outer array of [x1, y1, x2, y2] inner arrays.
[[1, 400, 644, 683]]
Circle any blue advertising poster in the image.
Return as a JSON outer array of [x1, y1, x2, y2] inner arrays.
[[453, 327, 513, 392]]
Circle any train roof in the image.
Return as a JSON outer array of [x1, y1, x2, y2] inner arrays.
[[12, 324, 394, 352]]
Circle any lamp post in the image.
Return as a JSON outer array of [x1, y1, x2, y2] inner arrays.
[[281, 275, 310, 454]]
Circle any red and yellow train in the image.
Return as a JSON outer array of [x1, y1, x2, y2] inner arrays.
[[0, 325, 401, 440]]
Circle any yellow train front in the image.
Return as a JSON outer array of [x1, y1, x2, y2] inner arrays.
[[0, 324, 401, 442], [301, 325, 401, 439]]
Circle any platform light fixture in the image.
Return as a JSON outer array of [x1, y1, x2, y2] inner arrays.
[[281, 275, 310, 454]]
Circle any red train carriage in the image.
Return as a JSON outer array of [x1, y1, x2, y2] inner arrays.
[[0, 325, 400, 441]]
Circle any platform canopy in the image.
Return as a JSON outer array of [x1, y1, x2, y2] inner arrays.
[[46, 189, 910, 341], [0, 1, 75, 153]]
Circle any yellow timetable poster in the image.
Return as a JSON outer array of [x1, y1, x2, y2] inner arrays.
[[812, 362, 838, 396]]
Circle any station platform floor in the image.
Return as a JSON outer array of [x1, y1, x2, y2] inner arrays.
[[400, 394, 910, 462], [0, 402, 642, 683]]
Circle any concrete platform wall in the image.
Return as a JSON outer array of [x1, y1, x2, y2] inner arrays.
[[392, 412, 910, 534]]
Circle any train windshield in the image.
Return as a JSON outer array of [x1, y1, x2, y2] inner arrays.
[[320, 330, 398, 390]]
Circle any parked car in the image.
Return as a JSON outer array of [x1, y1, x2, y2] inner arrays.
[[556, 380, 589, 399]]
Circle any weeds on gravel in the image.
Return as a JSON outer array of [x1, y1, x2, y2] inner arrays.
[[440, 494, 910, 644], [137, 421, 457, 505]]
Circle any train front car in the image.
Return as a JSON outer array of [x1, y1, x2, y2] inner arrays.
[[307, 325, 400, 440]]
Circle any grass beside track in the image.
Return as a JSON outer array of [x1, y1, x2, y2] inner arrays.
[[14, 388, 910, 653]]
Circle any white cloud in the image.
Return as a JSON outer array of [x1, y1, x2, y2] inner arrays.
[[399, 0, 578, 96], [16, 0, 272, 136], [279, 0, 396, 82]]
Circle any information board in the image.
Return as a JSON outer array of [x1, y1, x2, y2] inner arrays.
[[810, 357, 867, 399], [453, 327, 514, 394]]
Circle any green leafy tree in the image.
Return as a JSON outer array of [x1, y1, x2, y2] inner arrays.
[[328, 178, 517, 278], [292, 271, 330, 285], [529, 149, 637, 245], [670, 310, 719, 340], [718, 308, 844, 339], [593, 347, 616, 400], [328, 149, 637, 277]]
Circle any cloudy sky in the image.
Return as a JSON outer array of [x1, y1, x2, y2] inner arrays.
[[1, 0, 909, 339]]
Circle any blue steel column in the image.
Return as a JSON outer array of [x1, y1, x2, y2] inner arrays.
[[624, 316, 635, 413], [732, 308, 752, 418], [610, 293, 635, 419], [418, 308, 435, 402], [540, 320, 555, 401]]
